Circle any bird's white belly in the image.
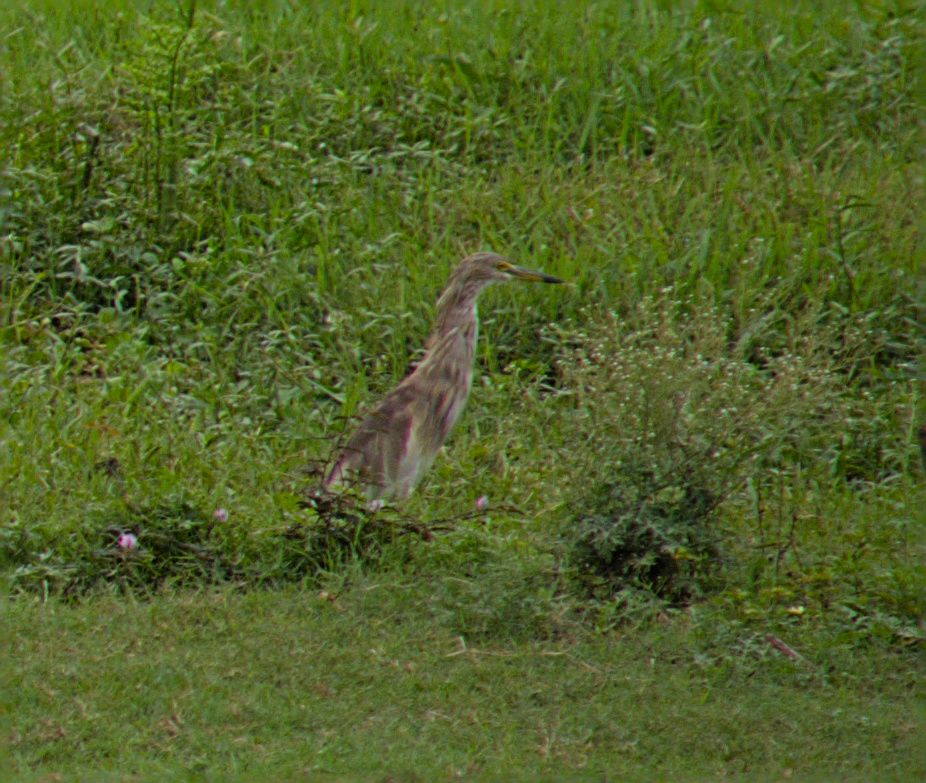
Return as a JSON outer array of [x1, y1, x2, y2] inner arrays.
[[394, 387, 468, 498], [395, 427, 435, 498]]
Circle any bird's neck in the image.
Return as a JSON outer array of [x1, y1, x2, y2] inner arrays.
[[428, 282, 484, 356]]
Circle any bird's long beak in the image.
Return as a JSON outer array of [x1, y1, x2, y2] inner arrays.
[[502, 262, 565, 284]]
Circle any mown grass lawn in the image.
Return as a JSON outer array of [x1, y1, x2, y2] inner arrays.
[[3, 584, 925, 781], [1, 0, 923, 778]]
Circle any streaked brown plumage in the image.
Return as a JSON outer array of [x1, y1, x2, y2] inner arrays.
[[324, 252, 564, 501]]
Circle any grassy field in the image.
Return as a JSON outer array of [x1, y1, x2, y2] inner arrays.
[[1, 0, 924, 779], [4, 585, 924, 780]]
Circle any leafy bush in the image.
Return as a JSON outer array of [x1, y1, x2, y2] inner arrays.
[[0, 488, 435, 597], [552, 296, 922, 625], [569, 458, 720, 605], [1, 499, 238, 597]]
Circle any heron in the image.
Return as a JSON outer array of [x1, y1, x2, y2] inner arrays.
[[324, 251, 564, 502]]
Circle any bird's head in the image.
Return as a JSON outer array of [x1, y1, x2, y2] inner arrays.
[[453, 252, 565, 288]]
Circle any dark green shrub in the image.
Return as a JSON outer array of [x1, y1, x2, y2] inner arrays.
[[570, 459, 719, 605], [552, 296, 921, 625], [3, 499, 239, 597]]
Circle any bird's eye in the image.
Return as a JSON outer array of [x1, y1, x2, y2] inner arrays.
[[496, 261, 513, 272]]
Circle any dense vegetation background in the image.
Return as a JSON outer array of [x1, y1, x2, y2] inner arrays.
[[1, 0, 923, 778]]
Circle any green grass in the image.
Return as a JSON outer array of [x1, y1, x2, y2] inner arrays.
[[3, 584, 925, 781], [1, 0, 924, 778]]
